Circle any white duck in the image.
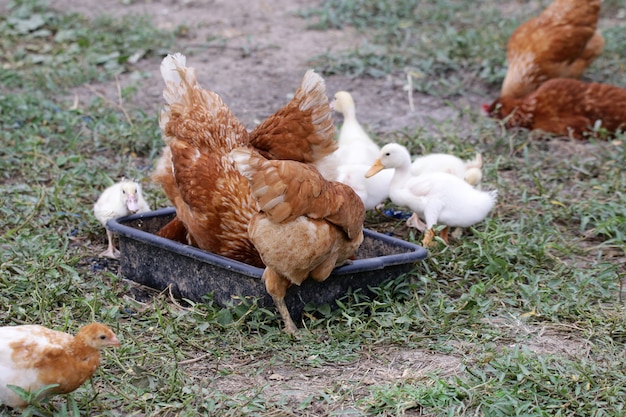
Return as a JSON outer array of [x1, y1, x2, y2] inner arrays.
[[411, 152, 483, 186], [94, 179, 151, 259], [330, 91, 392, 209], [408, 152, 484, 230], [366, 144, 497, 247], [331, 91, 380, 165]]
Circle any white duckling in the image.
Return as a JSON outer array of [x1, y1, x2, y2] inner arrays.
[[408, 152, 483, 230], [94, 179, 151, 259], [330, 91, 392, 209], [331, 91, 380, 166], [366, 144, 497, 247], [411, 153, 483, 186]]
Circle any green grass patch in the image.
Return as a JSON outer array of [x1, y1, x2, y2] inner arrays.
[[2, 0, 626, 416], [0, 0, 173, 92]]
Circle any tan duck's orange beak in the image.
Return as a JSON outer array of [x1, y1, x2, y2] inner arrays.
[[365, 159, 385, 178]]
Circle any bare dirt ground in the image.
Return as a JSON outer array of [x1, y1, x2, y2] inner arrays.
[[46, 0, 485, 136], [16, 0, 594, 412]]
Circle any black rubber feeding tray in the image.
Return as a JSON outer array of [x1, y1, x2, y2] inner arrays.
[[108, 207, 428, 322]]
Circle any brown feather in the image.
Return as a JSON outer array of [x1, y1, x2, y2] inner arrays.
[[249, 70, 337, 163], [487, 78, 626, 139]]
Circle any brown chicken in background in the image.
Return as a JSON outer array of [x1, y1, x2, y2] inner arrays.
[[230, 147, 365, 334], [152, 53, 337, 267], [486, 78, 626, 139], [500, 0, 604, 99]]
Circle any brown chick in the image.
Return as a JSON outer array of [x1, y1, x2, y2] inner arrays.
[[152, 53, 338, 266], [501, 0, 604, 99], [0, 323, 120, 410], [230, 147, 365, 334], [486, 78, 626, 139]]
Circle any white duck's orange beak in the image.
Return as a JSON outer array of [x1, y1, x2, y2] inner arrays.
[[365, 159, 385, 178]]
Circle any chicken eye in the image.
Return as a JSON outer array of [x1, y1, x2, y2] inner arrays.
[[122, 190, 126, 194], [100, 335, 106, 340]]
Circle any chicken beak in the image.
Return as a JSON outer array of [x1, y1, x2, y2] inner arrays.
[[109, 334, 121, 347], [126, 195, 139, 213], [365, 159, 385, 178]]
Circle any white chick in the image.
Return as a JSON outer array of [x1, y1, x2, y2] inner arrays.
[[94, 179, 150, 259], [411, 152, 483, 186]]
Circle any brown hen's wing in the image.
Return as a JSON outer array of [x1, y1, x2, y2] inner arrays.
[[249, 70, 337, 163], [231, 148, 365, 240]]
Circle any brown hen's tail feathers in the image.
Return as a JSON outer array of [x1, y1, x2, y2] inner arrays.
[[160, 53, 197, 107], [248, 70, 337, 164]]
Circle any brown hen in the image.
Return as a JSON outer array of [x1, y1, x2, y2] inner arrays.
[[152, 53, 337, 267], [486, 78, 626, 139], [501, 0, 604, 99], [230, 147, 365, 334]]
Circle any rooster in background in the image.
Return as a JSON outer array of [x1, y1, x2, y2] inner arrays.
[[500, 0, 604, 99], [486, 78, 626, 139], [230, 147, 365, 334], [152, 54, 337, 268]]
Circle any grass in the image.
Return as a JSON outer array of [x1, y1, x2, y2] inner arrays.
[[1, 0, 626, 416]]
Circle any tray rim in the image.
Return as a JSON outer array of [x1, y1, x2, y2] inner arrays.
[[107, 207, 428, 278]]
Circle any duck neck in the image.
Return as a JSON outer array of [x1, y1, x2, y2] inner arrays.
[[390, 162, 411, 187]]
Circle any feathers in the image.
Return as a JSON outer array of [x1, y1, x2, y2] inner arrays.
[[0, 323, 119, 409], [94, 179, 151, 259], [487, 78, 626, 139]]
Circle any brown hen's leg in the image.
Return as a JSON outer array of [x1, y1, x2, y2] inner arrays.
[[156, 216, 190, 244], [262, 268, 297, 334]]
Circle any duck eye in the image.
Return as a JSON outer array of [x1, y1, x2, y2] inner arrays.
[[385, 152, 390, 156], [122, 190, 126, 194]]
